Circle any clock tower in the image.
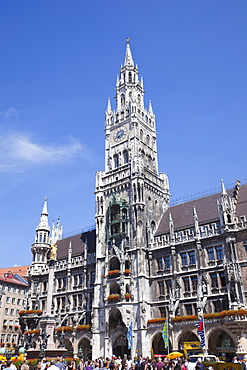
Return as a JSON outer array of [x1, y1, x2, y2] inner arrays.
[[93, 40, 170, 358]]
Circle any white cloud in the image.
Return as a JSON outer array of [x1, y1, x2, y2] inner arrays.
[[0, 132, 87, 173], [4, 107, 19, 119], [0, 107, 19, 119]]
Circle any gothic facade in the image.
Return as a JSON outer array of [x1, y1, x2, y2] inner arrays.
[[25, 42, 247, 360]]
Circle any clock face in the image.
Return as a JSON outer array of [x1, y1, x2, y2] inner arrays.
[[114, 127, 127, 142]]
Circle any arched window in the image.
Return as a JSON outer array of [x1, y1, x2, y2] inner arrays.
[[128, 72, 132, 83], [151, 220, 156, 232], [123, 150, 128, 164], [121, 94, 125, 107], [113, 154, 119, 168], [109, 257, 120, 272], [146, 135, 150, 145]]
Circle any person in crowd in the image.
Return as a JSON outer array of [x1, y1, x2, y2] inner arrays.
[[162, 360, 169, 370], [85, 361, 93, 370], [241, 355, 247, 370], [41, 359, 48, 370], [0, 361, 6, 370], [20, 360, 30, 370], [48, 361, 59, 370], [115, 357, 122, 370], [56, 357, 67, 370], [77, 359, 84, 370], [10, 361, 17, 370], [126, 357, 133, 370], [180, 360, 187, 370], [185, 359, 193, 370], [195, 358, 204, 370], [155, 358, 164, 370], [4, 361, 12, 370]]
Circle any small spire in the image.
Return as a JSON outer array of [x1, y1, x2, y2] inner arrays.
[[140, 76, 144, 89], [193, 207, 200, 238], [148, 100, 153, 114], [124, 38, 134, 67], [169, 213, 174, 243], [106, 98, 112, 113], [37, 197, 50, 230], [221, 179, 227, 195], [42, 197, 48, 215]]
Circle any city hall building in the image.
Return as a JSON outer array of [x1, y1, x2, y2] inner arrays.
[[25, 42, 247, 360]]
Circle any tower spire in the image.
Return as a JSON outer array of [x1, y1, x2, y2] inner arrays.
[[124, 38, 134, 67], [37, 197, 50, 231]]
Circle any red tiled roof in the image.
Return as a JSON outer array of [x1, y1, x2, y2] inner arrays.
[[0, 266, 30, 278], [0, 273, 28, 286], [156, 183, 247, 236]]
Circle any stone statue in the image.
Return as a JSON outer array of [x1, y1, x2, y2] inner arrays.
[[40, 330, 50, 350], [58, 332, 65, 348]]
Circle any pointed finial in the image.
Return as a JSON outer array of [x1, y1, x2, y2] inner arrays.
[[221, 179, 227, 195], [106, 97, 112, 113], [126, 37, 130, 44], [124, 38, 134, 66], [148, 100, 153, 114], [42, 197, 48, 215], [193, 206, 200, 238], [36, 197, 50, 232]]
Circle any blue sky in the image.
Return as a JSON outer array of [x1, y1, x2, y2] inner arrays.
[[0, 0, 246, 268]]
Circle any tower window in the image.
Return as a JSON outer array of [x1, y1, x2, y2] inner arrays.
[[158, 281, 165, 296], [113, 154, 119, 168], [138, 95, 141, 105], [123, 150, 128, 164], [128, 72, 132, 83]]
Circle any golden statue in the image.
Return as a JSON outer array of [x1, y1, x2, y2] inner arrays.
[[50, 243, 57, 260]]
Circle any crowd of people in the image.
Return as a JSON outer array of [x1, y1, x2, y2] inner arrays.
[[1, 354, 247, 370]]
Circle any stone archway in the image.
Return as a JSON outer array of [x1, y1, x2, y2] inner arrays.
[[151, 332, 170, 356], [65, 338, 73, 357], [208, 329, 235, 362], [109, 308, 128, 357], [112, 334, 129, 358], [78, 337, 92, 360], [177, 330, 200, 355]]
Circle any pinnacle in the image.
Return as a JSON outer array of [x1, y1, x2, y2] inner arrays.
[[124, 39, 134, 67]]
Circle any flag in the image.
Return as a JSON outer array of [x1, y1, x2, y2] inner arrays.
[[196, 317, 205, 348], [127, 322, 133, 349], [162, 321, 169, 348]]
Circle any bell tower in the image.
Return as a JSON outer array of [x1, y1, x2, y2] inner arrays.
[[93, 40, 170, 358], [96, 40, 169, 251]]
